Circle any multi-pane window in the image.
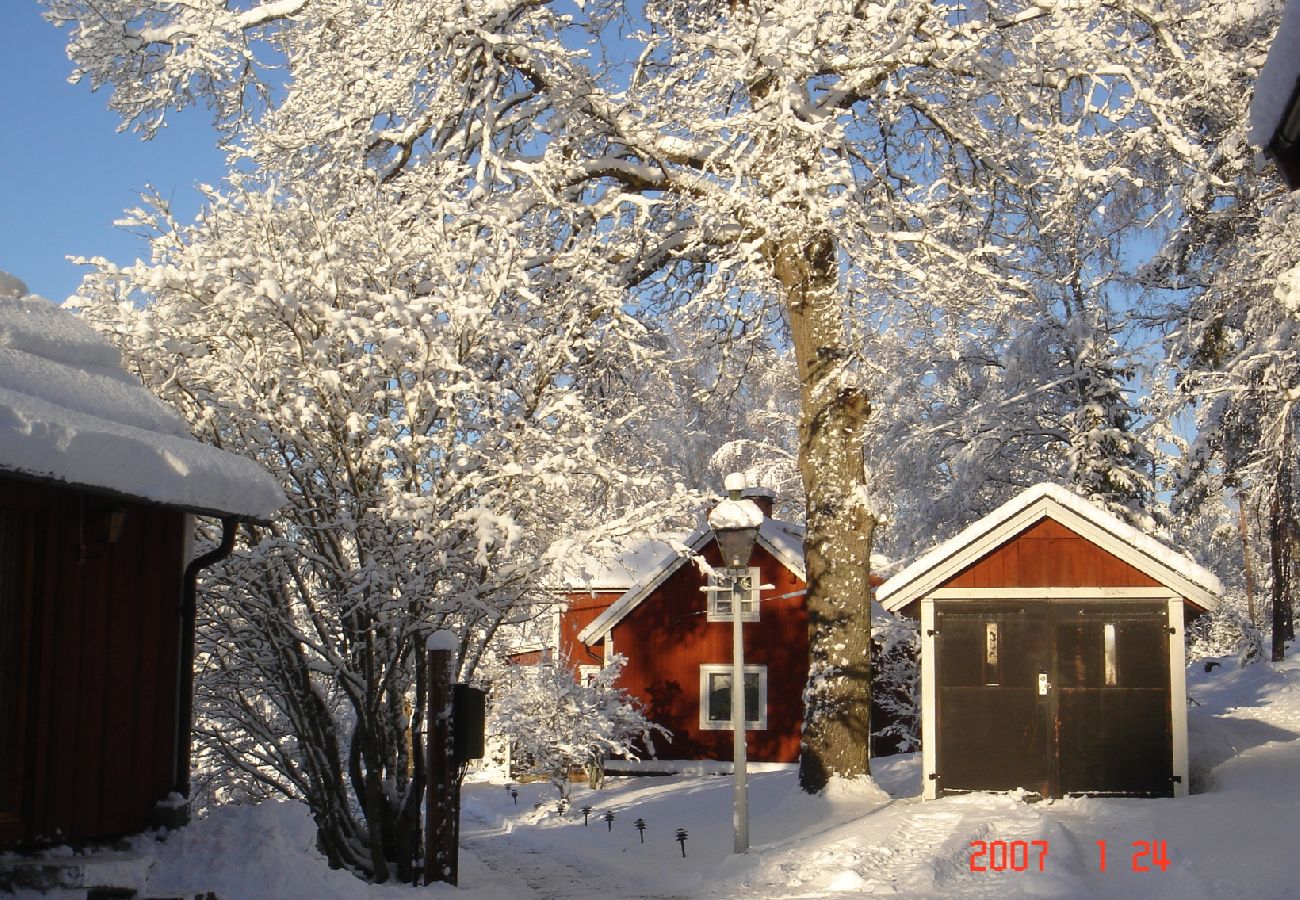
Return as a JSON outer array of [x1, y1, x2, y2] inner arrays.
[[706, 567, 760, 622], [699, 664, 767, 730]]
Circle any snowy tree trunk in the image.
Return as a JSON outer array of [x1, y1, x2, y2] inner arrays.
[[771, 236, 876, 792]]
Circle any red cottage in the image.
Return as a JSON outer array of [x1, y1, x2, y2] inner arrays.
[[576, 491, 815, 763], [0, 291, 282, 853]]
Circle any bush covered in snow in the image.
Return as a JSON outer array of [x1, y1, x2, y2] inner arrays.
[[871, 615, 920, 753], [492, 656, 668, 798]]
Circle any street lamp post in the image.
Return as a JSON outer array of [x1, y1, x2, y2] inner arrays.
[[708, 473, 764, 854]]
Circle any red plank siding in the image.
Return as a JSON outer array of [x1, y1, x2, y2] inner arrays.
[[558, 592, 616, 675], [610, 541, 807, 763], [1, 478, 186, 849], [946, 519, 1161, 590]]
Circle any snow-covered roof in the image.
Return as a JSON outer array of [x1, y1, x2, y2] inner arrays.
[[552, 538, 682, 593], [0, 292, 284, 520], [576, 517, 808, 645], [1249, 0, 1300, 147], [876, 483, 1222, 613]]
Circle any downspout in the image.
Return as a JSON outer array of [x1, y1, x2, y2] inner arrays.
[[171, 515, 239, 818]]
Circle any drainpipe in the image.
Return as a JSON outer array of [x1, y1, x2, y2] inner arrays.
[[170, 516, 239, 820]]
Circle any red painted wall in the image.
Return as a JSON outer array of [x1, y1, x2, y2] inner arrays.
[[947, 518, 1162, 590], [1, 478, 186, 849], [558, 592, 616, 676], [608, 540, 808, 763]]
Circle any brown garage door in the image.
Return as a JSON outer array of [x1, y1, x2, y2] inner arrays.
[[935, 600, 1172, 798]]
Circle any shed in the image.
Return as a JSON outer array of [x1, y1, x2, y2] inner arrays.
[[0, 288, 283, 849], [877, 484, 1221, 800]]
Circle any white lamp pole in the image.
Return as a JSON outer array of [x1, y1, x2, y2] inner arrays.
[[730, 569, 749, 854], [708, 473, 763, 855]]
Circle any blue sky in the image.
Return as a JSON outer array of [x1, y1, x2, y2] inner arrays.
[[0, 4, 227, 302]]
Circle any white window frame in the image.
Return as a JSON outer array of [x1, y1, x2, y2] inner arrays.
[[577, 664, 601, 687], [698, 664, 768, 731], [706, 566, 761, 622]]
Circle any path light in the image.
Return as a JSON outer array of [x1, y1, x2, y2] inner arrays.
[[557, 798, 569, 814], [675, 828, 689, 857], [510, 788, 518, 805], [707, 473, 763, 855], [581, 805, 593, 825], [634, 818, 647, 843], [603, 810, 616, 831]]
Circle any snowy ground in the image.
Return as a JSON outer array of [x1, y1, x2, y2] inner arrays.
[[43, 655, 1299, 899]]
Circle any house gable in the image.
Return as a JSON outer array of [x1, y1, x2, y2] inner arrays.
[[877, 483, 1221, 616], [945, 518, 1161, 591], [576, 518, 806, 645]]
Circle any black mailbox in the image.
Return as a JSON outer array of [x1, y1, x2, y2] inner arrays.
[[453, 684, 486, 761]]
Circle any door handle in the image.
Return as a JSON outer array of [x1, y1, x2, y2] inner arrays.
[[1038, 673, 1050, 696]]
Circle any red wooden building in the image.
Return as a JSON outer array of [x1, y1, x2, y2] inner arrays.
[[575, 492, 819, 763], [0, 293, 282, 851], [878, 483, 1221, 800]]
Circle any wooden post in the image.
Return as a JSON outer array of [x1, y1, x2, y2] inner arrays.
[[1272, 432, 1294, 662], [425, 632, 458, 885]]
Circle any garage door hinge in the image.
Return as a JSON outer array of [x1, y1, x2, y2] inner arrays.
[[1168, 626, 1177, 635], [928, 772, 940, 781], [927, 628, 939, 636], [1171, 774, 1182, 783]]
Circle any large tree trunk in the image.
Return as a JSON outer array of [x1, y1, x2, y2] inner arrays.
[[771, 235, 876, 793]]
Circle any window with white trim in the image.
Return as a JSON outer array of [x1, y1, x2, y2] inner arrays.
[[706, 567, 760, 622], [699, 664, 767, 731], [578, 664, 601, 687]]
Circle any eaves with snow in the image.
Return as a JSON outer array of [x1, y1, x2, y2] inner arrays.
[[0, 278, 283, 521], [1249, 0, 1300, 187]]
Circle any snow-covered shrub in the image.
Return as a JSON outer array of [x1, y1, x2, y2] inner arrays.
[[871, 614, 920, 753], [492, 656, 668, 799], [1187, 601, 1264, 668]]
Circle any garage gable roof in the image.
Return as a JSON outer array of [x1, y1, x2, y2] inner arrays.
[[576, 518, 806, 645], [876, 483, 1222, 613]]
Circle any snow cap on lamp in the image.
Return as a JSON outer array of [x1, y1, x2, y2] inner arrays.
[[709, 473, 764, 567]]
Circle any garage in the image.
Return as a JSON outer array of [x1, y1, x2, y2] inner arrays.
[[877, 484, 1221, 800]]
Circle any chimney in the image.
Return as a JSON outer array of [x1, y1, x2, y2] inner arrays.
[[741, 486, 775, 518]]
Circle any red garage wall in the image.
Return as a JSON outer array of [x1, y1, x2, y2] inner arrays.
[[946, 518, 1162, 590], [609, 540, 807, 763]]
